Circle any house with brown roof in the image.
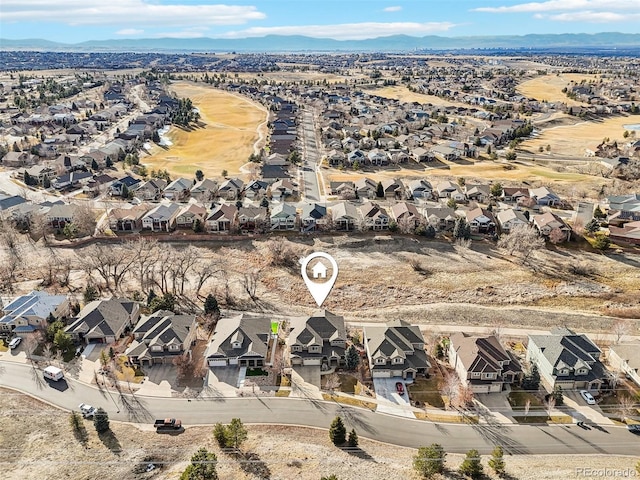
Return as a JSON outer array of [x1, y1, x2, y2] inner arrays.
[[608, 343, 640, 388], [175, 203, 207, 229], [359, 202, 390, 230], [532, 212, 570, 241], [363, 320, 430, 380], [206, 204, 238, 233], [108, 205, 149, 232], [391, 202, 423, 230], [449, 332, 522, 393], [465, 207, 496, 234]]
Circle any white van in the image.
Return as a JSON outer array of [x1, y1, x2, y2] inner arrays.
[[8, 337, 22, 349], [43, 366, 64, 382]]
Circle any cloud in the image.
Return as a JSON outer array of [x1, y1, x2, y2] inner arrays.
[[544, 11, 640, 22], [221, 21, 457, 40], [116, 29, 144, 36], [383, 6, 403, 12], [473, 0, 637, 13], [0, 0, 266, 27]]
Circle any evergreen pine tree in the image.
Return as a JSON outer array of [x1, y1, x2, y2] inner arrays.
[[329, 416, 347, 446], [413, 444, 445, 478], [347, 429, 358, 448], [459, 449, 483, 478], [93, 407, 110, 433], [345, 345, 360, 370], [376, 181, 384, 198]]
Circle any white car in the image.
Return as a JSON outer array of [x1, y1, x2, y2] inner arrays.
[[8, 337, 22, 349], [580, 390, 596, 405], [78, 403, 97, 418]]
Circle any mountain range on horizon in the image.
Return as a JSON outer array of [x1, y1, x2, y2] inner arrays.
[[2, 32, 640, 53]]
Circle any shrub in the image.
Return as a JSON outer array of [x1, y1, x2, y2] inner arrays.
[[93, 407, 109, 433], [413, 443, 445, 479], [459, 449, 483, 478], [329, 416, 346, 446]]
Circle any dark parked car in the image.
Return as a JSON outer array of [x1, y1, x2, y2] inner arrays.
[[628, 424, 640, 434], [395, 382, 404, 395]]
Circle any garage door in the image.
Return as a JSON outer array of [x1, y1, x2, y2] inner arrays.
[[208, 359, 227, 367]]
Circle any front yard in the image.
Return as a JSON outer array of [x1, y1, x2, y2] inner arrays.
[[408, 376, 445, 409], [508, 386, 544, 410]]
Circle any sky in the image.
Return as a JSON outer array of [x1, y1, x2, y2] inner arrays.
[[1, 0, 639, 43]]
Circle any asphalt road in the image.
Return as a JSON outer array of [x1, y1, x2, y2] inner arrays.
[[1, 362, 638, 456], [300, 109, 321, 202]]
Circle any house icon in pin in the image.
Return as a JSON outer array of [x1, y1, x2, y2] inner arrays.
[[311, 261, 328, 279]]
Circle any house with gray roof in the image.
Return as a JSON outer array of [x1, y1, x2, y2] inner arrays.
[[270, 203, 297, 230], [0, 291, 69, 333], [331, 201, 360, 231], [163, 177, 193, 201], [65, 298, 140, 344], [363, 320, 430, 380], [288, 310, 346, 368], [526, 327, 606, 392], [205, 314, 271, 368], [608, 342, 640, 388], [125, 310, 197, 366], [142, 203, 181, 232], [301, 203, 328, 231], [449, 332, 522, 394]]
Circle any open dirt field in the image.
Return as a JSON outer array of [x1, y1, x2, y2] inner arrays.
[[2, 390, 638, 480], [520, 114, 635, 158], [517, 73, 601, 106], [143, 82, 267, 179], [362, 85, 470, 108]]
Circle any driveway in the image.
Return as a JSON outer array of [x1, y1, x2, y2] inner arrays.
[[145, 363, 177, 387], [563, 391, 613, 425], [290, 366, 322, 400], [373, 377, 415, 418], [475, 393, 514, 423], [205, 367, 240, 397]]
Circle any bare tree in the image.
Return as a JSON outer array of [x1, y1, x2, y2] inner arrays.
[[168, 246, 199, 295], [83, 243, 137, 292], [549, 227, 566, 245], [544, 396, 556, 421], [128, 237, 159, 291], [72, 203, 98, 237], [441, 373, 461, 409], [324, 373, 341, 394], [456, 383, 474, 410], [524, 399, 531, 421], [241, 269, 261, 301], [193, 261, 221, 298], [612, 319, 633, 344], [606, 369, 622, 392], [497, 223, 545, 265], [617, 395, 637, 423]]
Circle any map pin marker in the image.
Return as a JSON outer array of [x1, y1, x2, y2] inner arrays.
[[300, 252, 339, 307]]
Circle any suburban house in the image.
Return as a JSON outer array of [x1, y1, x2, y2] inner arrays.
[[271, 179, 298, 200], [331, 201, 360, 231], [406, 179, 433, 199], [363, 319, 431, 380], [244, 180, 269, 200], [532, 212, 571, 241], [288, 310, 346, 368], [134, 179, 166, 201], [380, 179, 404, 199], [205, 314, 272, 367], [141, 203, 180, 232], [355, 177, 378, 199], [300, 203, 328, 231], [163, 177, 193, 201], [465, 207, 496, 234], [110, 176, 141, 197], [238, 206, 268, 232], [65, 298, 140, 344], [608, 343, 640, 388], [526, 327, 607, 392], [496, 208, 529, 233], [45, 203, 77, 229], [330, 181, 356, 199], [391, 202, 423, 230], [448, 332, 522, 393], [609, 221, 640, 245], [190, 179, 218, 201], [359, 202, 390, 230], [424, 206, 457, 231], [125, 310, 197, 366], [607, 194, 640, 225], [52, 171, 93, 190], [501, 187, 530, 205], [206, 204, 238, 233], [0, 291, 69, 333], [108, 205, 149, 232], [218, 178, 244, 200], [270, 203, 297, 230], [175, 203, 207, 229], [465, 184, 491, 204], [435, 180, 466, 201], [529, 186, 561, 207]]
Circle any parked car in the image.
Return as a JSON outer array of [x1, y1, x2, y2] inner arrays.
[[43, 365, 64, 382], [78, 403, 97, 418], [154, 418, 182, 432], [8, 337, 22, 349], [580, 390, 596, 405], [628, 424, 640, 435], [395, 381, 404, 395]]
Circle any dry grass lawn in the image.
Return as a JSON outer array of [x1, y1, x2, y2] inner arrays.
[[143, 82, 267, 179], [517, 73, 601, 106], [519, 114, 636, 158], [362, 85, 470, 108], [2, 390, 638, 480]]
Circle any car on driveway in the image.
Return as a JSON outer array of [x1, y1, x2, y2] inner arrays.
[[8, 337, 22, 349], [628, 424, 640, 435], [580, 390, 596, 405], [78, 403, 97, 418], [395, 382, 404, 395]]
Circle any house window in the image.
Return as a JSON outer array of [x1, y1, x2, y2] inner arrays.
[[151, 346, 162, 352], [291, 345, 301, 352], [392, 357, 404, 364], [309, 346, 320, 353], [169, 345, 180, 351], [482, 373, 494, 379], [577, 369, 586, 375], [232, 342, 242, 349], [472, 372, 480, 378], [375, 357, 386, 365]]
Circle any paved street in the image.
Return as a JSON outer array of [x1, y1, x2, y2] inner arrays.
[[1, 361, 638, 455], [299, 109, 321, 202]]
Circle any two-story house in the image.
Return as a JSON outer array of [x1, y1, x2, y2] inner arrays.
[[363, 320, 431, 380], [141, 203, 180, 232], [270, 203, 297, 230], [205, 314, 271, 368], [449, 332, 522, 393], [526, 327, 607, 392], [125, 310, 197, 366], [288, 310, 346, 369], [206, 204, 238, 233], [608, 343, 640, 388]]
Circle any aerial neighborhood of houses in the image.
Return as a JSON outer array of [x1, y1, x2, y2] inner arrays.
[[1, 50, 640, 467]]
